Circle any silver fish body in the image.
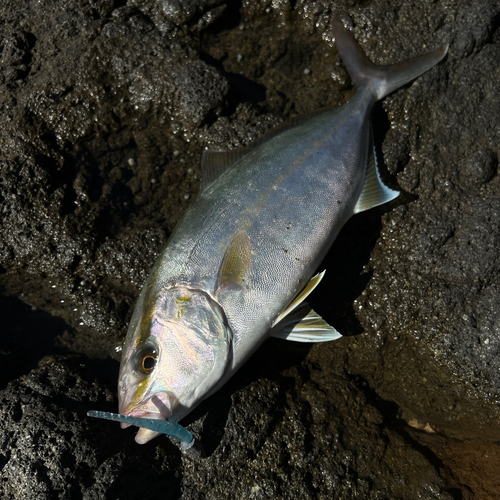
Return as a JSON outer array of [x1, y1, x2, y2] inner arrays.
[[118, 18, 447, 444]]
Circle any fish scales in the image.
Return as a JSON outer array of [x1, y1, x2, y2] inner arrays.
[[155, 101, 369, 337], [116, 17, 447, 444]]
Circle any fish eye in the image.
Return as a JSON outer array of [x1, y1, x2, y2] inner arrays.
[[134, 345, 158, 375], [141, 354, 156, 374]]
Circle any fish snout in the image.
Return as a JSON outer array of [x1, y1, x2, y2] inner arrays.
[[118, 390, 177, 431], [131, 393, 178, 445]]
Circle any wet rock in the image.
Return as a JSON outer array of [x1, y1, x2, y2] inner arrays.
[[351, 0, 500, 443], [450, 0, 499, 58], [171, 60, 230, 127], [0, 356, 185, 499], [0, 351, 452, 500], [411, 431, 500, 499], [461, 148, 498, 187], [128, 0, 226, 32], [1, 0, 499, 497]]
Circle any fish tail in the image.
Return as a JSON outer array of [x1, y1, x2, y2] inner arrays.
[[332, 16, 448, 101]]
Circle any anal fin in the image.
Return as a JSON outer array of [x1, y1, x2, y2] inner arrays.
[[354, 131, 399, 214]]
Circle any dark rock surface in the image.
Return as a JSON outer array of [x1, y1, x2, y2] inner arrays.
[[1, 0, 499, 498]]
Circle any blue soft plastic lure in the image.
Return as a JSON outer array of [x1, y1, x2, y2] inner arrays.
[[87, 410, 194, 449]]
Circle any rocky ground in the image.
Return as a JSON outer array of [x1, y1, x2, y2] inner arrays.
[[1, 0, 500, 498]]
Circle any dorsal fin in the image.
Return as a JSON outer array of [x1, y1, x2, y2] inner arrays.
[[200, 149, 248, 191], [271, 271, 325, 327], [354, 132, 399, 213], [200, 108, 335, 191], [215, 230, 252, 293]]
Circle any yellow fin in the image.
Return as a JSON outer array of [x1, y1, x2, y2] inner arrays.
[[354, 136, 399, 213], [271, 303, 342, 343], [272, 270, 325, 327], [216, 230, 252, 292]]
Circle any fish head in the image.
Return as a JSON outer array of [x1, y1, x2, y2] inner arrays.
[[118, 286, 231, 444]]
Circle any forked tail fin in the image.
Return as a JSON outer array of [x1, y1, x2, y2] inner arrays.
[[332, 16, 448, 101]]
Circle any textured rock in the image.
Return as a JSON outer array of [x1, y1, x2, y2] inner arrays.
[[1, 0, 500, 498], [0, 350, 452, 499]]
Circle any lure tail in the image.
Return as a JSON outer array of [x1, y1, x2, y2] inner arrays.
[[332, 17, 448, 101], [87, 410, 206, 458]]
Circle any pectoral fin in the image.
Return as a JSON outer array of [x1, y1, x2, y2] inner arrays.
[[215, 230, 252, 294], [271, 303, 342, 342], [272, 270, 325, 327]]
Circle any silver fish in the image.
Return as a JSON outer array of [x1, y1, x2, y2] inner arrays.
[[118, 18, 447, 444]]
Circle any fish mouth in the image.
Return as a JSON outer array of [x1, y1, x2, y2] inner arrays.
[[120, 392, 175, 444], [119, 409, 166, 428]]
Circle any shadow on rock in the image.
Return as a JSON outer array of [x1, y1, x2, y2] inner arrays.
[[0, 295, 71, 389], [183, 337, 313, 457]]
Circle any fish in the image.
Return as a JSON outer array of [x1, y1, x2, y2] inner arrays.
[[117, 17, 447, 444]]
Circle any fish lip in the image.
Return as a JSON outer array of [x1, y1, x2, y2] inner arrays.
[[119, 392, 175, 429], [127, 410, 164, 419], [119, 410, 165, 429]]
